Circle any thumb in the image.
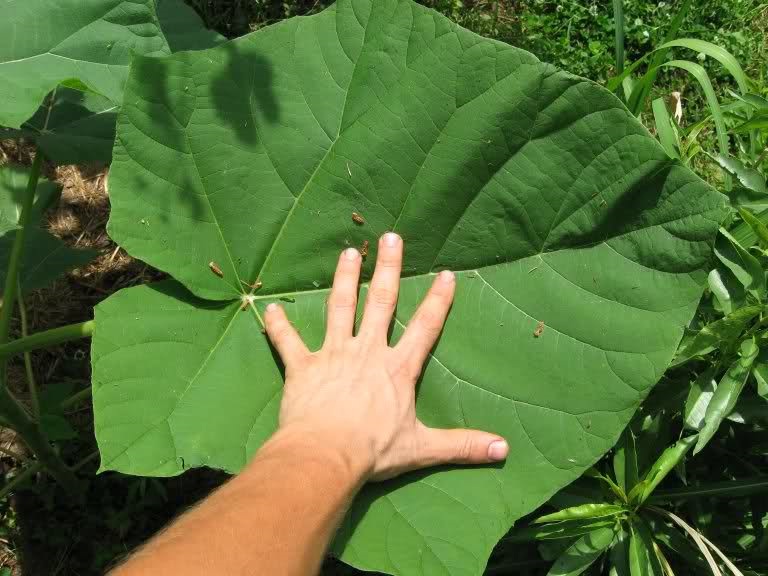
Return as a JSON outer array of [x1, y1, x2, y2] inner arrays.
[[418, 427, 508, 467]]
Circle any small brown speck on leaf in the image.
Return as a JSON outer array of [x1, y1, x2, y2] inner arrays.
[[208, 261, 224, 278], [352, 212, 365, 225], [360, 239, 369, 258], [533, 321, 545, 338], [241, 279, 262, 290]]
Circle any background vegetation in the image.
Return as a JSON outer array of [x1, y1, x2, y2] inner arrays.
[[0, 0, 766, 574]]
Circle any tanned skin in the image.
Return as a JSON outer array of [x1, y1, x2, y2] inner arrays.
[[112, 233, 509, 576]]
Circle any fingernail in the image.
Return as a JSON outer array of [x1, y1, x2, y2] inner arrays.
[[382, 232, 400, 247], [487, 440, 508, 461], [439, 270, 455, 284], [344, 247, 359, 260], [266, 303, 278, 312]]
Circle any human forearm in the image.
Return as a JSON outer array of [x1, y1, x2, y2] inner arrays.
[[112, 427, 368, 576]]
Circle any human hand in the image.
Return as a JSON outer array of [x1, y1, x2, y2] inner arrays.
[[264, 233, 508, 481]]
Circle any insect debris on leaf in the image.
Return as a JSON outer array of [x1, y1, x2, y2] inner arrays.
[[241, 279, 263, 290], [360, 239, 369, 258], [208, 261, 224, 278], [279, 296, 296, 303], [533, 321, 545, 338], [352, 212, 365, 225]]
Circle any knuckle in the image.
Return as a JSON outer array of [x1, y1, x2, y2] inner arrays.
[[457, 435, 474, 461], [370, 287, 397, 308], [406, 363, 423, 382], [330, 292, 357, 311], [270, 323, 293, 342], [416, 309, 443, 334], [376, 257, 401, 269], [392, 359, 418, 382]]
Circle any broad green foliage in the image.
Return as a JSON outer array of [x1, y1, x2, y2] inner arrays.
[[0, 0, 223, 164], [0, 166, 95, 293], [94, 0, 724, 574], [156, 0, 226, 52], [0, 0, 169, 129], [18, 89, 119, 165]]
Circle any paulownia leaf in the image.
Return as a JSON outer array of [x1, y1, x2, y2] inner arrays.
[[0, 166, 96, 293], [156, 0, 226, 52], [1, 0, 223, 165], [94, 1, 724, 574], [0, 0, 170, 129], [17, 89, 119, 165]]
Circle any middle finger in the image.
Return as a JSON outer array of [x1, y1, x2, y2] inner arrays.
[[359, 232, 402, 341]]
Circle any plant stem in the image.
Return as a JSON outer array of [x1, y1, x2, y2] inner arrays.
[[73, 450, 98, 471], [0, 462, 43, 501], [0, 151, 80, 497], [61, 386, 92, 410], [41, 87, 58, 132], [0, 153, 42, 349], [0, 320, 95, 360], [16, 284, 39, 419], [0, 386, 80, 496]]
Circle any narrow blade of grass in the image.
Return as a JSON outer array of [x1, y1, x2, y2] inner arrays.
[[649, 507, 723, 576], [652, 98, 680, 159], [613, 0, 625, 75], [659, 60, 731, 188], [657, 39, 749, 94], [626, 0, 693, 114]]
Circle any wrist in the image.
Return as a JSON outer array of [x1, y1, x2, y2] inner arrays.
[[249, 424, 374, 486]]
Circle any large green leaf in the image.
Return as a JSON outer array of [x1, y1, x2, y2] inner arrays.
[[1, 0, 223, 164], [0, 0, 170, 129], [156, 0, 226, 52], [94, 1, 724, 574], [0, 166, 96, 293], [17, 89, 119, 165]]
